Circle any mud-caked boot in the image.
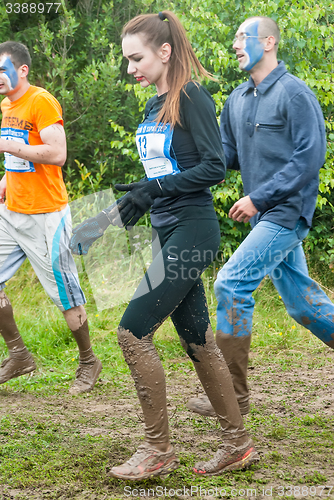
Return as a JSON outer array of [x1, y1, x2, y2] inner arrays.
[[0, 349, 36, 384], [69, 355, 102, 395], [216, 332, 251, 415]]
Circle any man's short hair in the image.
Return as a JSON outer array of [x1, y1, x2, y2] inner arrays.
[[0, 41, 31, 68], [245, 16, 280, 50]]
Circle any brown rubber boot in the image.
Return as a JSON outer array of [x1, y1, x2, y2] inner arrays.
[[69, 356, 102, 395], [0, 351, 36, 383], [216, 332, 251, 415]]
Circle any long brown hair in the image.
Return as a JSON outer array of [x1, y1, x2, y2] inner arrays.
[[122, 11, 213, 128]]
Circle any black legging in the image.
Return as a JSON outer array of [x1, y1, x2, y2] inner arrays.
[[119, 205, 220, 355]]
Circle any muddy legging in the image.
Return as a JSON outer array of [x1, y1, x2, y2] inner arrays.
[[117, 206, 248, 446]]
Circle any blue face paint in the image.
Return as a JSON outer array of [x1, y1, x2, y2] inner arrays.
[[241, 20, 265, 71], [0, 55, 18, 90]]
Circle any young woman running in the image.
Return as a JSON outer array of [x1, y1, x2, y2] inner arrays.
[[70, 11, 259, 479]]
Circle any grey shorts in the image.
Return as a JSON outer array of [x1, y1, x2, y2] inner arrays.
[[0, 204, 86, 311]]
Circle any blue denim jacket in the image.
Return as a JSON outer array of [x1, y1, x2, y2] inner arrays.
[[220, 61, 326, 229]]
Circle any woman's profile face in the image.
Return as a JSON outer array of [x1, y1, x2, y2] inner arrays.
[[122, 33, 171, 95]]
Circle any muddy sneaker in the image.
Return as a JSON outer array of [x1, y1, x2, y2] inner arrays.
[[106, 444, 180, 480], [69, 356, 102, 395], [0, 353, 36, 384], [187, 394, 249, 417], [193, 439, 259, 476]]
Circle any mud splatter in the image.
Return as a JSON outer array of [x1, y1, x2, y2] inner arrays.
[[0, 291, 11, 309], [301, 316, 311, 325]]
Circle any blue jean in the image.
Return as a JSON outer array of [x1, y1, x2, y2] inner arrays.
[[215, 218, 334, 345]]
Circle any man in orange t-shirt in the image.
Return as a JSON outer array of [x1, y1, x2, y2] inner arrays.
[[0, 41, 102, 393]]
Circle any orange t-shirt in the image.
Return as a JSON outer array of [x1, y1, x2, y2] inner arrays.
[[1, 86, 68, 214]]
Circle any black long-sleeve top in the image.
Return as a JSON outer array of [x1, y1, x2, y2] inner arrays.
[[139, 81, 226, 226]]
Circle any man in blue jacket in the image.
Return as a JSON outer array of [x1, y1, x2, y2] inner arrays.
[[188, 16, 334, 417]]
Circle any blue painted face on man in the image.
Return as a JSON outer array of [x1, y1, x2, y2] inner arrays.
[[236, 19, 265, 71], [0, 55, 19, 91]]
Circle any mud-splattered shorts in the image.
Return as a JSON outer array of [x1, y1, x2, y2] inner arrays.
[[0, 204, 86, 311]]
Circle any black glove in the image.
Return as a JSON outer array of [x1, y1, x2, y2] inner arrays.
[[111, 179, 163, 229], [69, 207, 115, 255]]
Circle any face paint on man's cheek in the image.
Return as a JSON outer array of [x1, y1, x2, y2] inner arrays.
[[243, 38, 264, 71], [0, 56, 18, 90], [241, 20, 265, 71]]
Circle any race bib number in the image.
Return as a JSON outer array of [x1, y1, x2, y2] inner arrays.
[[1, 127, 35, 173], [136, 122, 179, 180]]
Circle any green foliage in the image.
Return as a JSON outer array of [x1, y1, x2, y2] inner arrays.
[[0, 0, 333, 262], [1, 0, 143, 196], [29, 1, 143, 194], [0, 3, 12, 41]]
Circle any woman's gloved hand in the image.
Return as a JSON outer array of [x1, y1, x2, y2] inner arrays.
[[111, 179, 163, 229]]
